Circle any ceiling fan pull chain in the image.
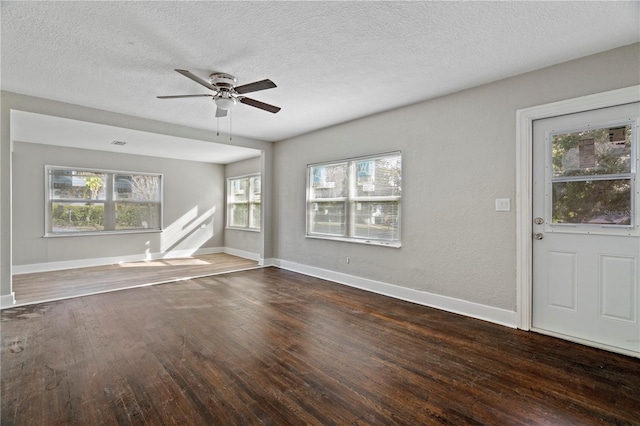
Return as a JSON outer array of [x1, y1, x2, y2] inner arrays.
[[229, 109, 233, 141], [216, 117, 220, 136]]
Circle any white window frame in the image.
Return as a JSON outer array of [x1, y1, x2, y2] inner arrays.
[[226, 173, 261, 231], [45, 166, 163, 237], [306, 151, 402, 247]]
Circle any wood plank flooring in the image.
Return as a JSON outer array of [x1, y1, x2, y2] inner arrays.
[[12, 253, 259, 305], [2, 267, 639, 425]]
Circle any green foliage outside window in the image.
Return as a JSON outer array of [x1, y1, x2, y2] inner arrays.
[[551, 126, 633, 225], [52, 203, 104, 232]]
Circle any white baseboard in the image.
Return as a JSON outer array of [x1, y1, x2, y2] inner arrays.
[[222, 247, 261, 262], [261, 258, 277, 267], [12, 247, 225, 275], [274, 259, 517, 329], [1, 292, 16, 309]]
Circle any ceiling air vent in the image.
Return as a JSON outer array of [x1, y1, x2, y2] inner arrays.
[[111, 140, 127, 146]]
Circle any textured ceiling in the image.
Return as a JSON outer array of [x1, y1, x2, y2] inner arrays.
[[2, 1, 639, 144]]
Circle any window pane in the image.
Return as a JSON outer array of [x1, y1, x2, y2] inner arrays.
[[115, 174, 161, 201], [552, 179, 631, 225], [115, 203, 161, 230], [50, 170, 106, 200], [552, 125, 631, 177], [309, 202, 346, 235], [355, 155, 402, 197], [229, 178, 249, 203], [250, 203, 261, 229], [51, 202, 104, 232], [229, 203, 248, 227], [250, 176, 261, 203], [353, 201, 400, 240], [310, 163, 348, 199]]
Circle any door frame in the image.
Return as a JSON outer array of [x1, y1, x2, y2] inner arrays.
[[516, 85, 640, 332]]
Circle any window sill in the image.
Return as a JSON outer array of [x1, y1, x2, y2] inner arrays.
[[226, 227, 261, 233], [306, 234, 401, 248], [44, 229, 162, 238]]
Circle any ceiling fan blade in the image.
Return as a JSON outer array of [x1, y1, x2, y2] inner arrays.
[[239, 97, 281, 113], [174, 69, 217, 91], [235, 79, 277, 94], [215, 107, 227, 118], [157, 94, 213, 99]]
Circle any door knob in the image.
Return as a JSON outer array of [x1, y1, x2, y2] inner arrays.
[[534, 233, 543, 240]]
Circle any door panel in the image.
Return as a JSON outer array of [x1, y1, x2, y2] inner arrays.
[[532, 102, 640, 355], [600, 254, 636, 321], [546, 251, 577, 310]]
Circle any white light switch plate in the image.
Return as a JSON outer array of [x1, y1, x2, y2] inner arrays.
[[495, 198, 511, 212]]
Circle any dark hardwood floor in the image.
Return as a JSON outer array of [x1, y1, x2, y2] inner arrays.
[[2, 267, 639, 425]]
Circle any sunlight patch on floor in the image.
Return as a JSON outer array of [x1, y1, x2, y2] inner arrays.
[[117, 258, 213, 268]]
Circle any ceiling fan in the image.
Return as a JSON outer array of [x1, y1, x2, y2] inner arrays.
[[157, 69, 281, 117]]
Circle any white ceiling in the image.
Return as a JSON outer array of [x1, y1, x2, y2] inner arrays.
[[2, 1, 639, 149], [10, 110, 261, 164]]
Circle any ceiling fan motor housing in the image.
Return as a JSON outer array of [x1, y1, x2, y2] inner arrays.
[[210, 73, 238, 89]]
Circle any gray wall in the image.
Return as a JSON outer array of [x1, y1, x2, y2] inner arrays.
[[224, 156, 263, 257], [272, 43, 640, 312], [12, 142, 224, 266]]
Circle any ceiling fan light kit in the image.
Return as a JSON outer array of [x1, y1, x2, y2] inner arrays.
[[214, 91, 236, 110]]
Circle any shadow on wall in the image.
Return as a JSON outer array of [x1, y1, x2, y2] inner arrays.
[[161, 205, 217, 255]]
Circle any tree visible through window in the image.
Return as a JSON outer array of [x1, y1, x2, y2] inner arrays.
[[46, 167, 162, 235], [307, 152, 401, 246]]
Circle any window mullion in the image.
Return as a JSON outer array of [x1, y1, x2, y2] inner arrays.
[[348, 161, 356, 237], [351, 196, 401, 202], [308, 197, 347, 202], [552, 173, 633, 183], [104, 173, 115, 230]]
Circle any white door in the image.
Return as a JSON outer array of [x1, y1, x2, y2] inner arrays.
[[532, 102, 640, 356]]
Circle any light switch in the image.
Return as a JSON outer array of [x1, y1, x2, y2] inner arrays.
[[495, 198, 511, 212]]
